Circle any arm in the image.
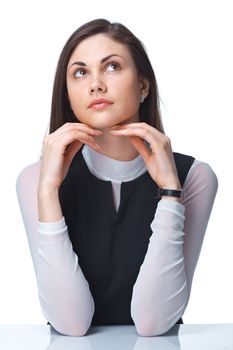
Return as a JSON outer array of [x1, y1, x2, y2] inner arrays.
[[16, 161, 95, 336], [130, 160, 218, 336]]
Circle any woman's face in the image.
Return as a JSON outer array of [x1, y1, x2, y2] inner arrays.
[[66, 33, 149, 130]]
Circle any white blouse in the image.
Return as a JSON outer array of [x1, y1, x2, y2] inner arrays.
[[15, 144, 218, 336]]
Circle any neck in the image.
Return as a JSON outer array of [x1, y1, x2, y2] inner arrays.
[[93, 129, 139, 161]]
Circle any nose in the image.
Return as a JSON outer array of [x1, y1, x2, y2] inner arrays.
[[89, 74, 107, 94]]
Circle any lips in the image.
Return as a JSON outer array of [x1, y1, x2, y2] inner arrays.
[[89, 98, 113, 108], [90, 103, 112, 110]]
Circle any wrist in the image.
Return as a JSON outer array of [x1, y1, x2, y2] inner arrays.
[[160, 196, 182, 203], [157, 187, 183, 201], [162, 183, 181, 191], [38, 184, 59, 198]]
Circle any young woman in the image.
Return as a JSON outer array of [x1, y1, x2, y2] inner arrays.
[[16, 18, 218, 337]]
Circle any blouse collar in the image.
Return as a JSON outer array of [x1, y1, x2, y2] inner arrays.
[[81, 144, 147, 183]]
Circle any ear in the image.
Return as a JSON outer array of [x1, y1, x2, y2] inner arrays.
[[139, 76, 150, 98]]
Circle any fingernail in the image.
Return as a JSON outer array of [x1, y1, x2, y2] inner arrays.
[[111, 125, 121, 129], [95, 143, 101, 149]]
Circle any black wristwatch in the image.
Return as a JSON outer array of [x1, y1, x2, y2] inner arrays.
[[157, 188, 183, 199]]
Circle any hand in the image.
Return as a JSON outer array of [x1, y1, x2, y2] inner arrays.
[[39, 122, 102, 191], [110, 122, 181, 190]]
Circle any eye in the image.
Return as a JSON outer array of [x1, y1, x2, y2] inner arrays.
[[72, 62, 120, 78], [106, 62, 120, 71], [73, 68, 86, 78]]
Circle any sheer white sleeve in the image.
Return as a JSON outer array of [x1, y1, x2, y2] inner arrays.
[[130, 160, 218, 336], [16, 161, 95, 336], [16, 156, 218, 337]]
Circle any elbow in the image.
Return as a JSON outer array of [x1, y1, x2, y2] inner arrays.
[[59, 325, 90, 337], [49, 320, 92, 337], [136, 328, 172, 337], [131, 307, 171, 337], [131, 309, 183, 337], [134, 320, 177, 337], [134, 321, 167, 337], [44, 303, 95, 337], [41, 295, 95, 337], [131, 289, 188, 337]]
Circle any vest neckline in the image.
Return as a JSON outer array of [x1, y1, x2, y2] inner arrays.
[[73, 147, 151, 187]]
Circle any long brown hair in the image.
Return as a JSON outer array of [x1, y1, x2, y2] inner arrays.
[[48, 18, 164, 136]]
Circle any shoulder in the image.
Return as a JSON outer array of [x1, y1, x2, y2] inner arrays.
[[187, 159, 218, 185], [173, 151, 218, 189], [184, 159, 218, 198], [16, 158, 41, 195]]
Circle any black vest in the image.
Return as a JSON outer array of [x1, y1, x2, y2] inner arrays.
[[58, 147, 195, 325]]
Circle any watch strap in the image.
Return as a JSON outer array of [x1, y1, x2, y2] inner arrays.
[[157, 188, 183, 199]]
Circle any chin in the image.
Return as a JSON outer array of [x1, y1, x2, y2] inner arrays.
[[87, 119, 120, 130], [83, 111, 132, 129]]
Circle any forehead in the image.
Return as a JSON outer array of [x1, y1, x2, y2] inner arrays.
[[67, 33, 133, 65]]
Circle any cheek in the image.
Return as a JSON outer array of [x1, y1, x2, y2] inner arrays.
[[67, 84, 84, 110], [117, 96, 140, 119], [121, 83, 140, 106], [124, 76, 140, 97], [67, 82, 78, 100]]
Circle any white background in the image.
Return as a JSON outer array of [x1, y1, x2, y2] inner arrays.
[[0, 0, 232, 325]]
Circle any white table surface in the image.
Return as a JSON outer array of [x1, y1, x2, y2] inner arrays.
[[0, 324, 233, 349]]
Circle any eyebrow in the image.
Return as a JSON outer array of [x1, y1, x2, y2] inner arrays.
[[68, 54, 124, 71]]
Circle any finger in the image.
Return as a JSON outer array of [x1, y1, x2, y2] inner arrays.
[[49, 129, 100, 152], [48, 122, 102, 138], [128, 136, 151, 162], [64, 140, 82, 162], [110, 127, 166, 155], [111, 122, 164, 141]]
